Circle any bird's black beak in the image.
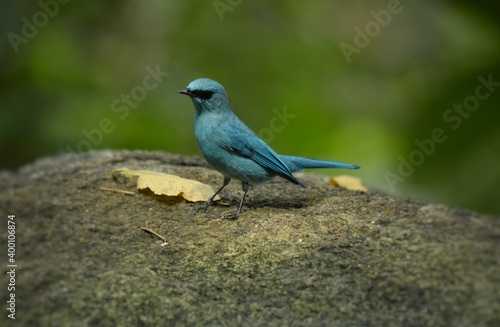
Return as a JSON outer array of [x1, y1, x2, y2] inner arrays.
[[179, 89, 193, 97]]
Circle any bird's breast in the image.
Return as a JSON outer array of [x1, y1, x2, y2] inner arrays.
[[194, 115, 228, 158]]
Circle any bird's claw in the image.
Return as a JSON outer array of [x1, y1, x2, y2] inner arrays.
[[194, 200, 212, 215], [222, 212, 241, 220]]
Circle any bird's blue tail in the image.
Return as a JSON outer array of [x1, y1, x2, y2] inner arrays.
[[279, 155, 360, 172]]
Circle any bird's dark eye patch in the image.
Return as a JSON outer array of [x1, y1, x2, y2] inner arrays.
[[191, 90, 214, 100]]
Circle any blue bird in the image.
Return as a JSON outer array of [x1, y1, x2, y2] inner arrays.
[[179, 78, 359, 219]]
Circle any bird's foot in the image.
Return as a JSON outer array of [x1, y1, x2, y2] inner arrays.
[[194, 200, 212, 215], [222, 212, 241, 220], [222, 206, 245, 220]]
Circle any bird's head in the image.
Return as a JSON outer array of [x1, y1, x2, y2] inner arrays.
[[179, 78, 231, 114]]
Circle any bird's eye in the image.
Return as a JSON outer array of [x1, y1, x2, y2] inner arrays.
[[192, 90, 214, 100]]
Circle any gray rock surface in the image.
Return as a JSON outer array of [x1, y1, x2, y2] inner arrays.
[[1, 150, 499, 326]]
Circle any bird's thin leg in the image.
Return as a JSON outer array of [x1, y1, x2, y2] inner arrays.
[[224, 182, 249, 220], [195, 176, 231, 214]]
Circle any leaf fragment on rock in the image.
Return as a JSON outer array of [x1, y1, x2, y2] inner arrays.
[[113, 168, 219, 202], [329, 175, 368, 192]]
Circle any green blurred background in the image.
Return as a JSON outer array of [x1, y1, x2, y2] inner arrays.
[[1, 1, 499, 216]]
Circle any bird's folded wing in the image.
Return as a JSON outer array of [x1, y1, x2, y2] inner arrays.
[[220, 123, 302, 185]]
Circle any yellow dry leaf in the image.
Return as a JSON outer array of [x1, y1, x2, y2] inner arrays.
[[329, 175, 368, 192], [113, 168, 219, 202]]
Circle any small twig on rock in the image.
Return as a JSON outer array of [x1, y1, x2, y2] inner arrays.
[[141, 227, 168, 246]]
